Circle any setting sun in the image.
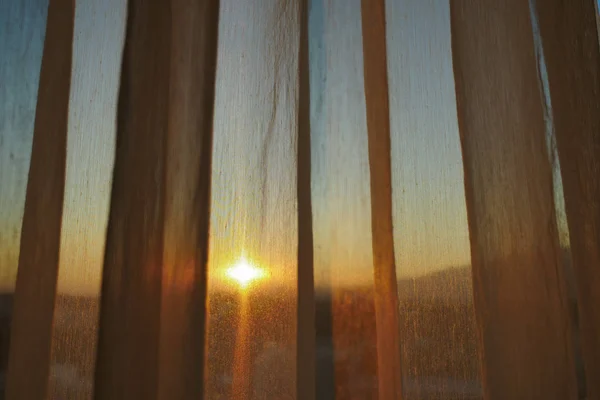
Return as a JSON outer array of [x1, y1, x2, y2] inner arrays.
[[226, 257, 266, 288]]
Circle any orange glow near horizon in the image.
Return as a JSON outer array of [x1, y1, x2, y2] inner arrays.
[[225, 256, 267, 289]]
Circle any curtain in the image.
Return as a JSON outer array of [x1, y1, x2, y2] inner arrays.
[[0, 0, 599, 400], [535, 1, 600, 398], [3, 0, 72, 398], [451, 2, 576, 398], [360, 0, 402, 398]]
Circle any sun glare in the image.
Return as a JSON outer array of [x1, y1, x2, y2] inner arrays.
[[226, 257, 266, 288]]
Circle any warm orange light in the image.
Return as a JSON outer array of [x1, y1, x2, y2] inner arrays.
[[226, 257, 266, 289]]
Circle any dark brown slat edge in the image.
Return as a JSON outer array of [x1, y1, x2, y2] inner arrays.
[[535, 1, 600, 398], [157, 0, 220, 399], [93, 0, 171, 398], [359, 1, 403, 399], [4, 0, 74, 398], [450, 1, 578, 399], [297, 0, 316, 399]]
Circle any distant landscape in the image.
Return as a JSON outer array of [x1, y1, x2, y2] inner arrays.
[[0, 265, 579, 399]]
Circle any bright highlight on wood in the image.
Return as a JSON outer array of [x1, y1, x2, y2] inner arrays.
[[226, 257, 266, 288]]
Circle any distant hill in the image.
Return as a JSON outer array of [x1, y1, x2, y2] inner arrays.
[[396, 266, 474, 304]]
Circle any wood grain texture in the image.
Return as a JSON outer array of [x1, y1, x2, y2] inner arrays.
[[296, 0, 316, 399], [157, 0, 220, 399], [534, 1, 600, 398], [450, 1, 578, 399], [4, 0, 73, 398], [93, 0, 171, 398], [360, 1, 403, 398]]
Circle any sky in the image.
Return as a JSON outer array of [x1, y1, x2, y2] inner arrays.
[[0, 0, 541, 296]]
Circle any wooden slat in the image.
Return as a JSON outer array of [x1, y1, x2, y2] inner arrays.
[[296, 0, 316, 399], [450, 1, 578, 398], [4, 0, 74, 398], [534, 1, 600, 398], [360, 1, 403, 399], [157, 0, 220, 399], [93, 1, 171, 398]]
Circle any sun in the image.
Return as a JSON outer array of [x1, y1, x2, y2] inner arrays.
[[226, 257, 266, 289]]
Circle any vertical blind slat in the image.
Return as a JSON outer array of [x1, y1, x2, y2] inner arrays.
[[158, 0, 220, 399], [4, 0, 74, 398], [535, 1, 600, 398], [450, 2, 578, 398], [93, 0, 171, 398], [296, 0, 316, 398], [360, 1, 404, 399]]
